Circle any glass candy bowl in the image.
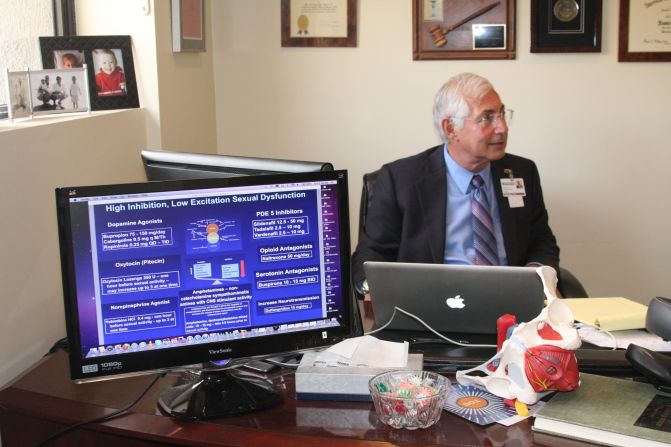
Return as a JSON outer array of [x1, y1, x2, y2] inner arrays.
[[368, 370, 450, 430]]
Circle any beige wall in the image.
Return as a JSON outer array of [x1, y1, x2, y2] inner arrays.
[[0, 0, 218, 390], [154, 0, 217, 153], [0, 110, 147, 387], [0, 0, 52, 105], [75, 0, 217, 152], [212, 1, 671, 304], [75, 0, 162, 147]]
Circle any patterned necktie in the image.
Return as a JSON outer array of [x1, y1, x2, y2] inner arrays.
[[471, 175, 498, 265]]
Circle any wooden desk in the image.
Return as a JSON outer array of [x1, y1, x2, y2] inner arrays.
[[0, 349, 596, 447]]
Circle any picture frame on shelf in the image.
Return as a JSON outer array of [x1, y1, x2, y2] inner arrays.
[[39, 35, 139, 111], [412, 0, 516, 60], [171, 0, 206, 52], [281, 0, 357, 47], [27, 67, 90, 116], [4, 70, 31, 121], [618, 0, 671, 62], [530, 0, 602, 53]]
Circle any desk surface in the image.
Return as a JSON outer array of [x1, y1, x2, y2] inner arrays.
[[0, 348, 599, 447]]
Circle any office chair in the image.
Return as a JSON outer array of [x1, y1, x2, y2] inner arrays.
[[358, 170, 589, 298]]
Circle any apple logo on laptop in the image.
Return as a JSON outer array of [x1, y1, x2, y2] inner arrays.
[[446, 295, 465, 309]]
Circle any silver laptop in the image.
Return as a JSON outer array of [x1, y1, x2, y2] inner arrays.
[[365, 262, 545, 335]]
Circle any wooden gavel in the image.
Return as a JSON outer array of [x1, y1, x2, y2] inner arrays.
[[428, 1, 501, 48]]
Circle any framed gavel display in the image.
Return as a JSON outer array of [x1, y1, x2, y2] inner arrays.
[[412, 0, 516, 60]]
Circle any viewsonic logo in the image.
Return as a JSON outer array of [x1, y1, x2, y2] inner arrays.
[[445, 295, 465, 309], [209, 348, 232, 355]]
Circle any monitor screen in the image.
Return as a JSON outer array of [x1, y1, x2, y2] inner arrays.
[[141, 149, 334, 181], [55, 170, 358, 410]]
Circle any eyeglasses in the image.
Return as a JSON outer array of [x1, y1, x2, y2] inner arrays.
[[458, 109, 514, 128]]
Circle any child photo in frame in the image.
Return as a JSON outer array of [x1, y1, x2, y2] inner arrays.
[[92, 48, 127, 97], [53, 50, 85, 69]]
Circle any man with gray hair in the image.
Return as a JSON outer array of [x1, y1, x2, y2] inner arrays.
[[352, 72, 559, 298]]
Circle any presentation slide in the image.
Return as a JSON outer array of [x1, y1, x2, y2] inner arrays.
[[77, 186, 333, 349]]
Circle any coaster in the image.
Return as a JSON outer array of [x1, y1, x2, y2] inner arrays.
[[444, 384, 518, 425]]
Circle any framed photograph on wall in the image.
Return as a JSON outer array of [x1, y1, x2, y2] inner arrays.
[[531, 0, 602, 53], [412, 0, 516, 60], [172, 0, 206, 52], [281, 0, 357, 47], [618, 0, 671, 62], [39, 35, 140, 111], [5, 70, 31, 120], [27, 67, 90, 116]]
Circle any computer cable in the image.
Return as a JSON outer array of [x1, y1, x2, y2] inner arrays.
[[34, 372, 166, 447], [45, 337, 69, 356], [264, 355, 301, 369], [363, 303, 619, 351], [364, 306, 497, 348]]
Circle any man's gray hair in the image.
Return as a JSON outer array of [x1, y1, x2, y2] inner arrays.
[[433, 73, 495, 142]]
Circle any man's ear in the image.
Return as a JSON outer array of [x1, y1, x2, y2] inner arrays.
[[442, 117, 457, 142]]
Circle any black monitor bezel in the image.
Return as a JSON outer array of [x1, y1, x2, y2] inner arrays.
[[55, 170, 357, 382]]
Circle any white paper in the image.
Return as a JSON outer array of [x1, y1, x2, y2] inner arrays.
[[312, 335, 409, 368], [578, 325, 671, 351]]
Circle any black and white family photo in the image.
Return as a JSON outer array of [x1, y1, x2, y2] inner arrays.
[[29, 68, 89, 115]]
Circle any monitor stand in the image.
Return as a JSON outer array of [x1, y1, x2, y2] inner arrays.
[[157, 368, 282, 420]]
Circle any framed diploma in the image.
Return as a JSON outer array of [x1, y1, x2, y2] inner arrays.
[[281, 0, 357, 47], [619, 0, 671, 62], [412, 0, 516, 60], [531, 0, 602, 53]]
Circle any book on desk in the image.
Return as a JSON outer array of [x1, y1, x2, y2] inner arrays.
[[562, 297, 648, 331], [533, 373, 671, 447]]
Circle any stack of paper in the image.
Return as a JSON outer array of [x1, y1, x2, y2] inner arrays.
[[562, 297, 648, 331]]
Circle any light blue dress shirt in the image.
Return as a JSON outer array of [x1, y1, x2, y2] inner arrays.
[[443, 145, 508, 265]]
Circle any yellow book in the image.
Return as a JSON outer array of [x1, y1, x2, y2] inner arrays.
[[561, 297, 648, 331]]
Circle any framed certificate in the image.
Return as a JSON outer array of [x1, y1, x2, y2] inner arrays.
[[281, 0, 357, 47], [412, 0, 516, 60], [531, 0, 602, 53], [619, 0, 671, 62]]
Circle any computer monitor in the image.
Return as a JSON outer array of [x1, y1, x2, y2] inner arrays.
[[55, 170, 358, 419], [141, 149, 334, 181]]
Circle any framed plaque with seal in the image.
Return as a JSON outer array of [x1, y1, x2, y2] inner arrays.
[[281, 0, 357, 47], [531, 0, 602, 53], [412, 0, 516, 60], [619, 0, 671, 62]]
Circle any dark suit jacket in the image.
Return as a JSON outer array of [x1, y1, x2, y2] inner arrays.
[[351, 145, 560, 286]]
